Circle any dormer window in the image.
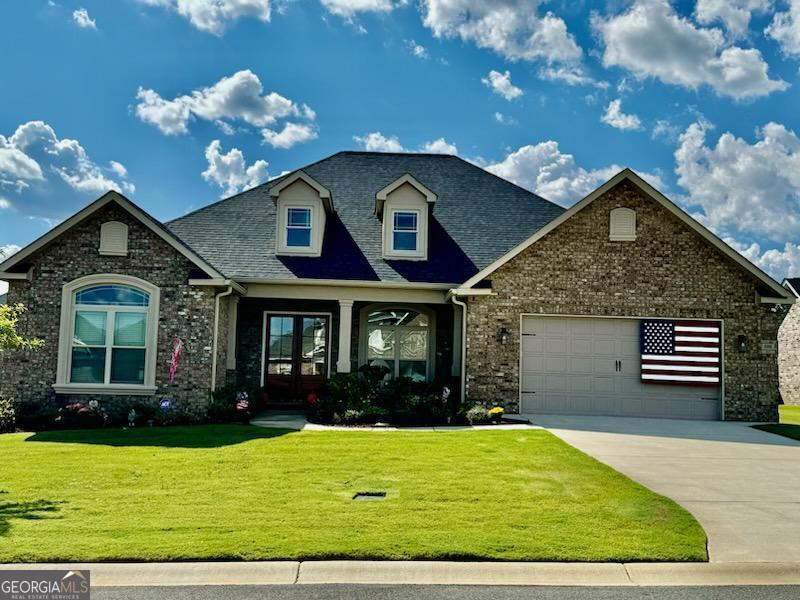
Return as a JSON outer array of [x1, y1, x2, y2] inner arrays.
[[286, 207, 312, 248], [376, 174, 436, 261], [392, 210, 419, 253], [270, 170, 332, 257]]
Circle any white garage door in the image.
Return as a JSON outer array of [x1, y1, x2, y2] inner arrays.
[[520, 316, 721, 420]]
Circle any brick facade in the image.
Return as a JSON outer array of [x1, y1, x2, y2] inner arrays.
[[0, 202, 228, 421], [779, 302, 800, 405], [466, 179, 784, 422]]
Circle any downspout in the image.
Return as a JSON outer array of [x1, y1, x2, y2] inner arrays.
[[450, 292, 468, 403], [211, 284, 234, 392]]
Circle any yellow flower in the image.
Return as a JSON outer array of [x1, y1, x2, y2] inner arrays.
[[489, 407, 504, 415]]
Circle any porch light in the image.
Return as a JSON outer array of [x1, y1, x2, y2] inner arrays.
[[499, 327, 509, 345], [737, 335, 748, 353]]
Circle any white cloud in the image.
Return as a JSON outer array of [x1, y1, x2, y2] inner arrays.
[[485, 141, 664, 205], [405, 39, 429, 59], [538, 66, 608, 88], [202, 140, 268, 197], [601, 99, 643, 131], [261, 122, 318, 149], [767, 0, 800, 57], [494, 112, 516, 125], [353, 132, 458, 154], [419, 138, 458, 154], [651, 119, 681, 142], [72, 7, 97, 29], [3, 121, 134, 197], [353, 131, 405, 152], [135, 70, 315, 138], [695, 0, 770, 39], [675, 119, 800, 242], [0, 198, 11, 210], [726, 238, 800, 280], [321, 0, 400, 19], [422, 0, 582, 64], [481, 70, 523, 100], [136, 0, 271, 35], [109, 161, 128, 178], [592, 0, 787, 100]]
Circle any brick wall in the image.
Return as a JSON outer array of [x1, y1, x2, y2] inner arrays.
[[466, 179, 784, 422], [0, 202, 226, 420], [779, 302, 800, 405]]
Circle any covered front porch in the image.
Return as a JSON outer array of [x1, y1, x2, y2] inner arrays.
[[223, 283, 463, 405]]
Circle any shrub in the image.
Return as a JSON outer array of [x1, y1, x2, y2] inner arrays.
[[0, 395, 14, 433], [208, 385, 252, 423], [465, 404, 491, 425], [55, 400, 108, 429]]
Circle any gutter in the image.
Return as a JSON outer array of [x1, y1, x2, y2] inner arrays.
[[211, 283, 235, 392]]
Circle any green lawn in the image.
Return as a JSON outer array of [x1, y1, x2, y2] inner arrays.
[[0, 425, 706, 563], [753, 405, 800, 441]]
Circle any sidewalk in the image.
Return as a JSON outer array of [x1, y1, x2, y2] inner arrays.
[[3, 561, 800, 587]]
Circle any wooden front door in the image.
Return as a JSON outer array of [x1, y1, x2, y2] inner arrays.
[[264, 313, 329, 401]]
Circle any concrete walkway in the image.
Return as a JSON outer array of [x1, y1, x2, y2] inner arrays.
[[3, 561, 800, 587], [528, 414, 800, 563], [251, 410, 538, 432]]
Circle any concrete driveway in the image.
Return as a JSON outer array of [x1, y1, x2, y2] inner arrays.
[[527, 414, 800, 562]]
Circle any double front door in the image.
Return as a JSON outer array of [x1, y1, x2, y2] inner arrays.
[[264, 313, 329, 401]]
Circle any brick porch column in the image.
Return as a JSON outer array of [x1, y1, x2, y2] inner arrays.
[[336, 299, 354, 373]]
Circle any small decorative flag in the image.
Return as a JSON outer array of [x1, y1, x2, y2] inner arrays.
[[169, 337, 184, 383]]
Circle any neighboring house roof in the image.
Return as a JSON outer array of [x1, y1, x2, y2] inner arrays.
[[783, 278, 800, 298], [167, 151, 565, 284], [460, 169, 794, 302], [0, 191, 225, 280]]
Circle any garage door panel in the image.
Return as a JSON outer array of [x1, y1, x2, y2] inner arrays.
[[570, 338, 592, 354], [545, 356, 569, 372], [522, 354, 544, 371], [520, 316, 721, 421], [593, 339, 615, 355], [522, 336, 544, 353], [569, 357, 593, 373], [546, 338, 568, 353]]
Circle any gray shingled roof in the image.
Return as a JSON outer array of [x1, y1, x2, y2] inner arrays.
[[167, 151, 565, 284]]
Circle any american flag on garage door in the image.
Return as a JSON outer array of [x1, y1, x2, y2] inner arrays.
[[640, 320, 721, 385]]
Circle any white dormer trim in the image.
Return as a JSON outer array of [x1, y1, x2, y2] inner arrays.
[[99, 221, 129, 256], [609, 207, 636, 241], [381, 181, 430, 261], [270, 170, 333, 212], [375, 173, 436, 218], [273, 177, 327, 257]]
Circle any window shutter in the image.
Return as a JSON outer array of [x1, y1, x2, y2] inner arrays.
[[99, 221, 129, 256]]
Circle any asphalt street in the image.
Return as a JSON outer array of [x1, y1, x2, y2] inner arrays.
[[94, 585, 800, 600]]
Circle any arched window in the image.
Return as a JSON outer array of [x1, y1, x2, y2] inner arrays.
[[55, 275, 159, 394], [365, 307, 431, 381]]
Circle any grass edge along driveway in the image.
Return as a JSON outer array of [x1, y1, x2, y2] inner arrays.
[[0, 425, 707, 563], [753, 405, 800, 441]]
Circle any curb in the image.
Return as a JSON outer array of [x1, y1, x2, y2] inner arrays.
[[3, 561, 800, 587]]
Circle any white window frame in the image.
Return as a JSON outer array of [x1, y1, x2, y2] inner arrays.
[[384, 207, 427, 260], [391, 210, 420, 254], [275, 198, 324, 256], [54, 274, 160, 395], [285, 207, 313, 249]]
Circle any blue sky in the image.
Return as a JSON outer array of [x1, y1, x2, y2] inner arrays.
[[3, 0, 800, 295]]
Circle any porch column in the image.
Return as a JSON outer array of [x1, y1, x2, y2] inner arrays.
[[336, 299, 355, 373]]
